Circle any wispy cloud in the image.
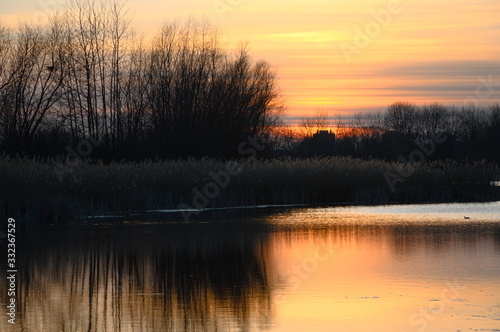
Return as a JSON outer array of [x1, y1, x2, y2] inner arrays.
[[3, 0, 499, 117]]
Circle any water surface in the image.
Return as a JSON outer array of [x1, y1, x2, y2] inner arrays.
[[1, 202, 499, 331]]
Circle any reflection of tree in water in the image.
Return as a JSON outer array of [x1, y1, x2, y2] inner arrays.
[[7, 222, 274, 332], [388, 224, 500, 256], [265, 221, 500, 259]]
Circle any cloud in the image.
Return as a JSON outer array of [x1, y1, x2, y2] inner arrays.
[[377, 61, 500, 79]]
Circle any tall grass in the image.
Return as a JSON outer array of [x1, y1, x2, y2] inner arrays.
[[0, 156, 498, 223]]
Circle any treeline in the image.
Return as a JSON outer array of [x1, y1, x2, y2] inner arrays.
[[1, 1, 498, 163], [0, 0, 282, 160], [291, 102, 500, 162]]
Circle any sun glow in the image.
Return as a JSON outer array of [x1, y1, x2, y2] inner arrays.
[[3, 0, 500, 121]]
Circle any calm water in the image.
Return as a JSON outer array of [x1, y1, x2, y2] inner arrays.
[[1, 202, 500, 332]]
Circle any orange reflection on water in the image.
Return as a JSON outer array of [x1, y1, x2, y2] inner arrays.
[[1, 203, 499, 331], [268, 204, 500, 331]]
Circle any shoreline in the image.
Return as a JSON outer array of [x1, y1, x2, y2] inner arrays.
[[87, 199, 500, 219], [1, 156, 498, 224]]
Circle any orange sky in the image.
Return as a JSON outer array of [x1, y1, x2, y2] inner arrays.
[[2, 0, 500, 122]]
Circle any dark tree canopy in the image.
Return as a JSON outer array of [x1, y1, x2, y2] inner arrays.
[[0, 0, 283, 160], [290, 102, 500, 162]]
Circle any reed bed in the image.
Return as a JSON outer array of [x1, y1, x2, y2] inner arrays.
[[0, 156, 498, 224]]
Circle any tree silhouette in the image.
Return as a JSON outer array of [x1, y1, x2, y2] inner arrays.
[[0, 1, 282, 159]]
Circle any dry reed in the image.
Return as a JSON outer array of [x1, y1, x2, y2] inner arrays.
[[0, 156, 497, 223]]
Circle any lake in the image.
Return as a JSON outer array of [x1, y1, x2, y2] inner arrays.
[[1, 202, 500, 331]]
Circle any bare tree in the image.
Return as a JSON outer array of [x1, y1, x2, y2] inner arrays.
[[0, 24, 14, 139], [0, 22, 67, 152], [415, 102, 450, 137], [268, 126, 300, 152], [121, 37, 149, 156], [0, 24, 13, 90], [299, 110, 331, 137], [147, 22, 282, 157], [457, 104, 487, 143], [61, 0, 131, 145], [485, 103, 500, 161], [384, 101, 418, 136], [1, 1, 282, 158]]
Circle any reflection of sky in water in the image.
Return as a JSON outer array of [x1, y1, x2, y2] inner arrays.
[[269, 201, 500, 225], [1, 203, 499, 331], [268, 203, 500, 331]]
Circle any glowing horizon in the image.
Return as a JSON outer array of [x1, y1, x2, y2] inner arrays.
[[2, 0, 500, 121]]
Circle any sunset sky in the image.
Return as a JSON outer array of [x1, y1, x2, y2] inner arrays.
[[2, 0, 500, 122]]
